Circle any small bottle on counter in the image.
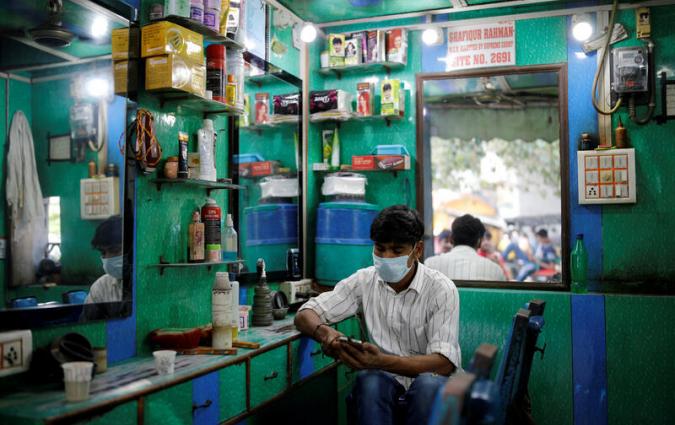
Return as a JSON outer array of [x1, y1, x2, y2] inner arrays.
[[222, 213, 238, 261], [225, 74, 237, 106], [188, 210, 205, 263], [229, 273, 240, 341], [178, 132, 189, 178], [212, 272, 233, 349], [164, 156, 179, 179]]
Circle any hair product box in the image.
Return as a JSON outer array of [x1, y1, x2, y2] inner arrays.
[[380, 79, 404, 117], [386, 28, 407, 64], [356, 82, 374, 116]]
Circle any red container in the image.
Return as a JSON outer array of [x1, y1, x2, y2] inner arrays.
[[206, 44, 226, 102]]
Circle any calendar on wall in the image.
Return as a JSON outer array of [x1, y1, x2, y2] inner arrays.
[[577, 148, 636, 204]]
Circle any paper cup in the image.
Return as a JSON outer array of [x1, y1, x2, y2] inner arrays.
[[62, 362, 94, 402], [153, 350, 177, 375]]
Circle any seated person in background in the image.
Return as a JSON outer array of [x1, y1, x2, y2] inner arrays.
[[81, 216, 126, 320], [426, 215, 506, 282], [478, 231, 513, 280], [437, 229, 453, 253], [534, 228, 559, 269], [295, 205, 460, 425], [502, 230, 537, 281]]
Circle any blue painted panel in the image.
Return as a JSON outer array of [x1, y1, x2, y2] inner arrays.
[[193, 372, 220, 425], [297, 336, 314, 379], [566, 15, 603, 283], [571, 294, 608, 425], [421, 15, 449, 73]]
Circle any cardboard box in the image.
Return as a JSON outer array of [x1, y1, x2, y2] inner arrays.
[[113, 60, 138, 95], [381, 79, 404, 117], [351, 31, 369, 63], [356, 82, 374, 116], [112, 27, 139, 60], [328, 34, 345, 58], [344, 37, 361, 66], [238, 161, 279, 178], [145, 55, 206, 97], [254, 92, 270, 124], [351, 155, 410, 171], [141, 21, 203, 63], [386, 28, 408, 64]]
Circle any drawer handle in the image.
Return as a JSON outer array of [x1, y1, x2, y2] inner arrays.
[[310, 349, 322, 357], [264, 371, 279, 381], [192, 399, 212, 413]]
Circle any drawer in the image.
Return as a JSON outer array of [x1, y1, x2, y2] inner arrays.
[[219, 362, 247, 421], [250, 346, 288, 408], [337, 362, 358, 392], [291, 337, 335, 384]]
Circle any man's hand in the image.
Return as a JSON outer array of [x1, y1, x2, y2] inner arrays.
[[338, 341, 384, 370], [319, 328, 345, 358]]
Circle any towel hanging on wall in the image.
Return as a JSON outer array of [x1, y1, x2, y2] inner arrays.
[[6, 110, 47, 287]]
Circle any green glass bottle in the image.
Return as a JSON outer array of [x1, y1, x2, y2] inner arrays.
[[571, 234, 588, 294]]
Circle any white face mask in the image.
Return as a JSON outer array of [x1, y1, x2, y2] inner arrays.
[[101, 255, 124, 280], [372, 248, 415, 283]]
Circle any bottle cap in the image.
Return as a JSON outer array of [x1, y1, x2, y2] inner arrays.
[[227, 74, 235, 83], [206, 44, 226, 59], [205, 197, 217, 205], [215, 271, 231, 289], [576, 234, 584, 240], [226, 213, 233, 227]]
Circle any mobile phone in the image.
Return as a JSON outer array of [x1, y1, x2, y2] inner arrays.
[[338, 336, 365, 349]]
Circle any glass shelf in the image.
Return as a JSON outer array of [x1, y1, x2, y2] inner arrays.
[[149, 259, 244, 275], [161, 15, 243, 48], [318, 61, 406, 79], [310, 113, 402, 126], [245, 73, 287, 86], [242, 119, 299, 131], [151, 178, 245, 195], [153, 91, 244, 117]]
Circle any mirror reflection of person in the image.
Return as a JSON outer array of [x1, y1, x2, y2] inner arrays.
[[84, 215, 123, 305]]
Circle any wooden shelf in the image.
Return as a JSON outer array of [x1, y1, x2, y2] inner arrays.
[[149, 258, 243, 275], [318, 61, 406, 79], [152, 91, 244, 117], [151, 178, 244, 195], [161, 15, 243, 48]]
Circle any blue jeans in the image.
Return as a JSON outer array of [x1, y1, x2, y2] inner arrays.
[[348, 370, 447, 425]]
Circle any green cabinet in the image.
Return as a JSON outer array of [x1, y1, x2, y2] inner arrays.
[[250, 346, 289, 408], [219, 361, 247, 421], [144, 382, 192, 425]]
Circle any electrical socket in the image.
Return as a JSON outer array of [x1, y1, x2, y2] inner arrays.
[[0, 330, 32, 377]]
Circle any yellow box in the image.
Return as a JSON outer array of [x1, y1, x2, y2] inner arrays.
[[113, 60, 138, 95], [141, 21, 203, 63], [145, 55, 206, 97], [112, 27, 139, 60]]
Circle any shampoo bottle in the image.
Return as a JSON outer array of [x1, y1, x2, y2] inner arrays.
[[229, 273, 240, 341], [188, 210, 205, 263], [198, 119, 217, 182], [222, 214, 238, 261], [212, 272, 233, 349]]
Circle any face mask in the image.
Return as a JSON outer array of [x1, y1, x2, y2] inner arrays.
[[372, 248, 415, 283], [102, 255, 124, 280]]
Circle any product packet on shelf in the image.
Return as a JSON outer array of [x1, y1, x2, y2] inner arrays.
[[380, 79, 404, 117], [386, 28, 408, 64], [344, 37, 361, 66], [254, 92, 270, 124], [329, 34, 346, 67], [356, 82, 374, 116], [367, 30, 385, 63]]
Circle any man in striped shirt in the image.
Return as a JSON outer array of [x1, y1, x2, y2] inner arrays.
[[295, 205, 460, 425], [425, 214, 506, 282]]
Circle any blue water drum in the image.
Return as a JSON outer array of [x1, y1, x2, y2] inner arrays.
[[244, 203, 298, 271], [315, 202, 379, 286]]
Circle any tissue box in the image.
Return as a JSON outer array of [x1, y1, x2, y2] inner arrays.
[[310, 90, 352, 114], [145, 54, 206, 97], [322, 174, 366, 196], [352, 155, 410, 171], [141, 21, 203, 63], [260, 177, 299, 199]]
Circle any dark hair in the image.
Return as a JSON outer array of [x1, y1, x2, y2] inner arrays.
[[332, 37, 342, 45], [451, 214, 486, 248], [91, 215, 122, 249], [536, 228, 548, 238], [370, 205, 424, 246], [438, 229, 452, 242], [383, 83, 392, 91]]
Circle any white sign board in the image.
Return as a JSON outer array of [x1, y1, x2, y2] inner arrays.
[[446, 21, 516, 71]]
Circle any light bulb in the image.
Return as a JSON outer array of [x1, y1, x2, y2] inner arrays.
[[91, 16, 109, 39], [572, 15, 593, 41], [85, 77, 110, 98], [422, 28, 441, 46], [300, 23, 317, 43]]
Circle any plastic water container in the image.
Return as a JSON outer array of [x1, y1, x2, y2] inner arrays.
[[315, 202, 379, 286], [233, 153, 264, 164], [244, 204, 298, 271]]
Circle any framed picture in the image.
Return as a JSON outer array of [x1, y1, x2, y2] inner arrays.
[[48, 133, 72, 164]]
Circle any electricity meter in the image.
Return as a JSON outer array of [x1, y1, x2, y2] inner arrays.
[[69, 102, 97, 141], [611, 46, 649, 94]]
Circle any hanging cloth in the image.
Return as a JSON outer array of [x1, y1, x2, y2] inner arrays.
[[6, 110, 47, 287]]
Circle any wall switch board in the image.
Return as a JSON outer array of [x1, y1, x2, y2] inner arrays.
[[0, 330, 32, 377], [578, 148, 636, 204]]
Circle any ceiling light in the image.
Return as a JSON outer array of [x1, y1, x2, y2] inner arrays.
[[91, 16, 108, 39], [572, 14, 593, 42], [422, 28, 442, 46], [85, 77, 110, 98], [300, 23, 317, 43]]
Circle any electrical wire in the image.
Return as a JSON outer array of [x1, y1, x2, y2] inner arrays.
[[628, 39, 656, 125], [118, 109, 163, 173], [591, 0, 622, 115]]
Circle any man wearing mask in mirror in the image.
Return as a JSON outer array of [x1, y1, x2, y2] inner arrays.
[[84, 215, 124, 305], [295, 205, 460, 425]]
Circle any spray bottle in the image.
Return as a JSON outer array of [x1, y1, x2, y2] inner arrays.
[[212, 272, 233, 349]]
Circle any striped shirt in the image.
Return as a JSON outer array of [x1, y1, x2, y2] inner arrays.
[[84, 274, 123, 304], [425, 245, 506, 282], [299, 263, 461, 388]]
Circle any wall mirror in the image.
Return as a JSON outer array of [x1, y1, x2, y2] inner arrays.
[[230, 51, 303, 282], [416, 65, 568, 289], [0, 0, 136, 329]]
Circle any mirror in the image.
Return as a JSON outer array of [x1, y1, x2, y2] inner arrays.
[[231, 52, 302, 280], [0, 0, 135, 328], [417, 66, 568, 288]]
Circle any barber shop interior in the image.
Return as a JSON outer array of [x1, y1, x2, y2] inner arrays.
[[0, 0, 674, 424]]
